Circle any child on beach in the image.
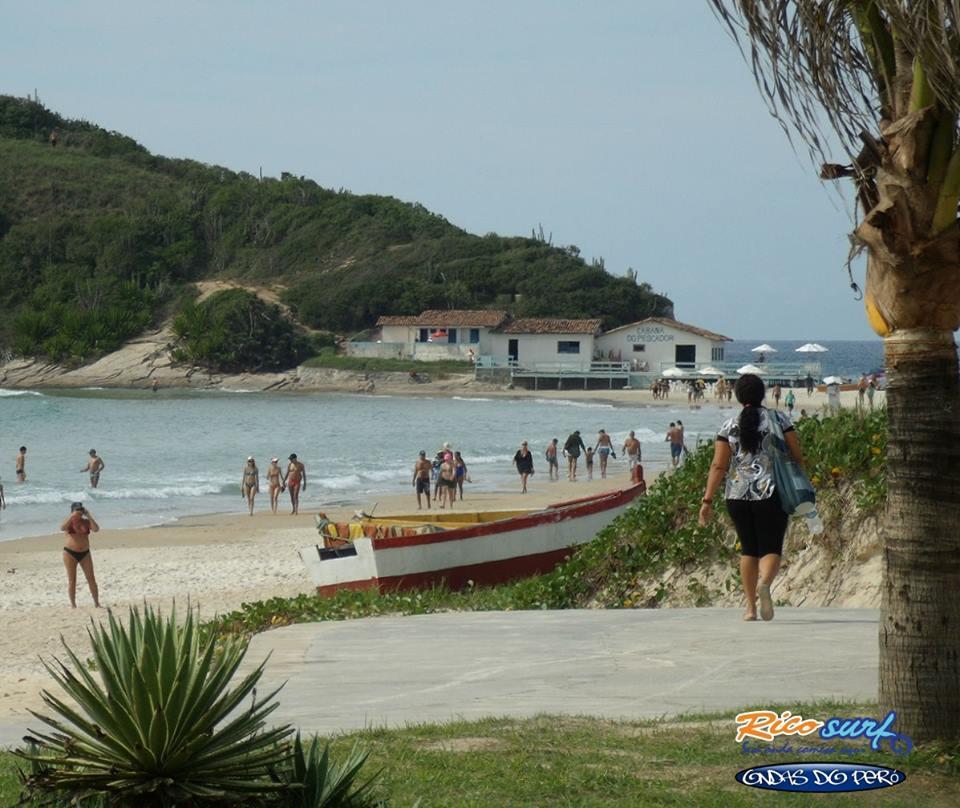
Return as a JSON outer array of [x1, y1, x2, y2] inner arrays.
[[584, 447, 595, 480]]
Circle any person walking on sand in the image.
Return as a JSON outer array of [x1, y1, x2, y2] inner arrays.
[[857, 374, 867, 409], [622, 431, 641, 474], [563, 430, 586, 480], [15, 446, 26, 482], [454, 451, 468, 500], [805, 373, 814, 397], [241, 457, 259, 515], [698, 374, 806, 622], [545, 438, 560, 480], [284, 453, 306, 514], [784, 388, 795, 418], [513, 441, 534, 493], [772, 384, 782, 409], [266, 457, 284, 514], [867, 375, 877, 409], [61, 502, 100, 608], [593, 429, 615, 479], [413, 450, 432, 510], [666, 422, 683, 468], [81, 449, 105, 488], [584, 447, 595, 480]]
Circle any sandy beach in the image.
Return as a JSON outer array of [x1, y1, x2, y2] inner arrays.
[[0, 476, 624, 726]]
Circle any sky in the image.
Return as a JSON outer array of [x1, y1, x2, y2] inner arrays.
[[2, 1, 875, 340]]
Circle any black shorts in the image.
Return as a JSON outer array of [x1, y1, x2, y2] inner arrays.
[[416, 478, 430, 494], [725, 493, 789, 558]]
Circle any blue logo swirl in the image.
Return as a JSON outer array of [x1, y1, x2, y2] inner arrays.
[[736, 762, 906, 793]]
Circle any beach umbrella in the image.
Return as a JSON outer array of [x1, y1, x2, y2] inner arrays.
[[661, 367, 686, 378], [823, 376, 843, 385], [737, 364, 764, 374], [795, 343, 829, 353], [751, 343, 778, 353], [698, 366, 723, 376]]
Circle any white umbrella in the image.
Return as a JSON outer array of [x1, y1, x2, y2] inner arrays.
[[737, 364, 764, 375], [823, 376, 843, 385], [662, 367, 686, 378], [698, 366, 723, 376], [795, 343, 829, 353], [751, 343, 778, 353]]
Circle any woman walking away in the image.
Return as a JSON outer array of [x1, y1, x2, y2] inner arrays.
[[61, 502, 100, 608], [241, 457, 259, 515], [698, 374, 805, 622], [514, 441, 534, 493]]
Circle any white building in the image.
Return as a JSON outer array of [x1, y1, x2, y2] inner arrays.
[[489, 318, 603, 366], [594, 317, 732, 372], [373, 310, 508, 361]]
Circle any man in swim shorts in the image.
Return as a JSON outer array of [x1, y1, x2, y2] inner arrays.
[[284, 453, 307, 515], [545, 438, 560, 480], [622, 431, 641, 472], [666, 422, 683, 468], [413, 450, 432, 510], [81, 449, 105, 488], [15, 446, 26, 482]]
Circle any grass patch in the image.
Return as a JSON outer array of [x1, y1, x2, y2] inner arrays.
[[4, 704, 955, 806], [301, 351, 472, 375]]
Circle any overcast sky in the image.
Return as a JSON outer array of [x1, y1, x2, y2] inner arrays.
[[3, 1, 875, 340]]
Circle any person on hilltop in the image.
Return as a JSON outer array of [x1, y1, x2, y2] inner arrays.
[[563, 430, 586, 480], [266, 457, 285, 514], [545, 438, 560, 480], [698, 374, 806, 622], [81, 449, 105, 488], [284, 453, 306, 514], [593, 428, 615, 479], [412, 450, 432, 510], [513, 440, 534, 493], [241, 457, 259, 516], [15, 446, 26, 482], [61, 502, 101, 608]]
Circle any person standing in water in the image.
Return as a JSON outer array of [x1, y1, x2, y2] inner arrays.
[[61, 502, 101, 608], [241, 457, 259, 516], [454, 451, 468, 501], [15, 446, 26, 482], [438, 452, 457, 508], [266, 458, 284, 514], [284, 454, 306, 514], [563, 430, 586, 480], [666, 422, 683, 468], [513, 441, 534, 493], [0, 477, 5, 515], [593, 429, 615, 479], [413, 450, 432, 510], [699, 374, 805, 622], [81, 449, 105, 488], [545, 438, 560, 480], [622, 431, 641, 475]]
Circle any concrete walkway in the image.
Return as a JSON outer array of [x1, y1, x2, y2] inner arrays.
[[0, 609, 879, 747]]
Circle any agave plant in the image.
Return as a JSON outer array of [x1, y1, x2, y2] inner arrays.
[[17, 604, 293, 805], [271, 732, 385, 808]]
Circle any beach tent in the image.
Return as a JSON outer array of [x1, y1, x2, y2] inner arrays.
[[823, 376, 843, 385], [662, 367, 686, 378], [737, 364, 764, 374], [751, 343, 778, 353], [698, 366, 723, 376], [795, 343, 828, 352]]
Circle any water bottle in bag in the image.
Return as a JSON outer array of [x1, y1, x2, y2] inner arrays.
[[794, 501, 823, 535]]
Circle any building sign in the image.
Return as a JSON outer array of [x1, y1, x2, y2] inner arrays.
[[626, 326, 675, 344]]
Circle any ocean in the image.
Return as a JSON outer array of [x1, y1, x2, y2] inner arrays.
[[725, 340, 885, 379]]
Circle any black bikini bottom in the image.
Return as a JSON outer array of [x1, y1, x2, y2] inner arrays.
[[63, 547, 90, 563]]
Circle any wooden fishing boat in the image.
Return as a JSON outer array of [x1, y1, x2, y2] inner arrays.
[[299, 482, 646, 595]]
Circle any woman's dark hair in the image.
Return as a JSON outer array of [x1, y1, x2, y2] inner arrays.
[[734, 374, 766, 454]]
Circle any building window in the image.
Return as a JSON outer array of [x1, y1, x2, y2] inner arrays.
[[448, 329, 458, 344], [711, 346, 725, 361], [418, 328, 429, 343], [469, 328, 480, 344], [632, 344, 646, 352], [675, 345, 696, 367], [558, 341, 581, 354]]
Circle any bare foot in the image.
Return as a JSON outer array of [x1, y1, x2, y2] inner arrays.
[[743, 610, 757, 621], [758, 584, 774, 621]]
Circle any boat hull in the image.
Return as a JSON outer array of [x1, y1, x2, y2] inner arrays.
[[299, 483, 644, 595]]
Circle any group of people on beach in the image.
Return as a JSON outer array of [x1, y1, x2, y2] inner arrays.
[[412, 443, 468, 510], [512, 429, 643, 493], [240, 454, 307, 515]]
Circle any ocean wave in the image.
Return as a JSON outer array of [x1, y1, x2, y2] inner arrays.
[[4, 483, 234, 506], [0, 389, 43, 397], [531, 398, 615, 410], [452, 396, 493, 402]]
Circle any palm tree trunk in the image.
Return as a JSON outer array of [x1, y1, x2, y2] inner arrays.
[[880, 327, 960, 743]]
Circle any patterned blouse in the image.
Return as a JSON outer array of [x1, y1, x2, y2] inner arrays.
[[716, 408, 794, 501]]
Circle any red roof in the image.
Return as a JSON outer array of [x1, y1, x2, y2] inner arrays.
[[377, 309, 508, 328], [499, 318, 602, 335], [601, 317, 732, 342]]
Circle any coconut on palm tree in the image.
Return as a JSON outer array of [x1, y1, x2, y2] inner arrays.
[[709, 1, 960, 743]]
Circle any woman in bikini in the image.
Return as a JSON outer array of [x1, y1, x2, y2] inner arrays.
[[61, 502, 100, 608], [266, 457, 284, 514], [285, 454, 306, 515], [241, 457, 259, 515]]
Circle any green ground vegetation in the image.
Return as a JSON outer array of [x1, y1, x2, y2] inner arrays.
[[301, 350, 472, 375], [0, 96, 672, 368], [2, 703, 957, 806], [206, 408, 888, 640]]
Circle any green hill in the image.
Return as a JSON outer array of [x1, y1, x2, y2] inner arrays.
[[0, 95, 672, 364]]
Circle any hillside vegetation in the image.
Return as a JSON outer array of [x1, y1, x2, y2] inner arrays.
[[0, 96, 672, 366]]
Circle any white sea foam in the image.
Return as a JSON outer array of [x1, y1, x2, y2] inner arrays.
[[531, 398, 616, 410], [0, 389, 43, 397]]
